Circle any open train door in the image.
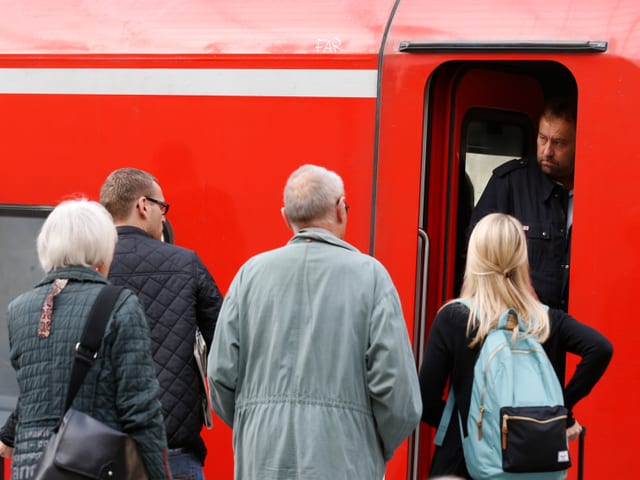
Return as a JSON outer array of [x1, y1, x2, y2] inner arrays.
[[407, 60, 576, 479]]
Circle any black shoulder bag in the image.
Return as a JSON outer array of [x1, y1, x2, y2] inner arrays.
[[32, 285, 149, 480]]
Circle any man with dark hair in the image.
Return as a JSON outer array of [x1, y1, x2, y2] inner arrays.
[[469, 96, 577, 311], [100, 168, 223, 480]]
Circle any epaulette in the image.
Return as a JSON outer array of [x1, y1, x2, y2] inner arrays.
[[493, 158, 528, 177]]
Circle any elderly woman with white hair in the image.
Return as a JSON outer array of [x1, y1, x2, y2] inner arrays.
[[0, 199, 171, 480]]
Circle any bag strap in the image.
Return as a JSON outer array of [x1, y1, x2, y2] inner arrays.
[[434, 388, 456, 446], [63, 285, 124, 412], [434, 298, 469, 446]]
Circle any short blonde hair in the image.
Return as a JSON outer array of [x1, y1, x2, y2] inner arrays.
[[459, 213, 549, 346], [37, 199, 117, 273]]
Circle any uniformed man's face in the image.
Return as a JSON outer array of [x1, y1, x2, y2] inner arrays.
[[536, 115, 576, 186]]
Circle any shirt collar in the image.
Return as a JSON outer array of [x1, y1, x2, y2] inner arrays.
[[116, 225, 154, 239]]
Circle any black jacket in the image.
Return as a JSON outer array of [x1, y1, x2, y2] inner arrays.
[[469, 156, 572, 310], [108, 226, 223, 464]]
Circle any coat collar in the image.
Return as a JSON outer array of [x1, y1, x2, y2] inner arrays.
[[289, 227, 359, 253], [36, 265, 108, 288], [116, 225, 153, 238]]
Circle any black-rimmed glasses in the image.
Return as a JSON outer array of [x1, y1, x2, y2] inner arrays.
[[145, 196, 170, 215]]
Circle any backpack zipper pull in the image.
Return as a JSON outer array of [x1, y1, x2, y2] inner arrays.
[[502, 414, 508, 449], [477, 406, 485, 440]]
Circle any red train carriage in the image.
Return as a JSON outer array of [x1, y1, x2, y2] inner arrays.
[[0, 1, 638, 478]]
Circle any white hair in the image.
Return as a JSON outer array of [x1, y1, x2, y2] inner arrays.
[[37, 199, 117, 273], [283, 164, 344, 225]]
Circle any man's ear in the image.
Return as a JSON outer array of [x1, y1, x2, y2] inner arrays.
[[136, 196, 149, 219], [281, 207, 293, 231], [336, 197, 347, 225]]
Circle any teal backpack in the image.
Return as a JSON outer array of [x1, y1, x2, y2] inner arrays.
[[435, 301, 570, 479]]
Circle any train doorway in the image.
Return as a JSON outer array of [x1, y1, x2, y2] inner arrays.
[[411, 60, 576, 479]]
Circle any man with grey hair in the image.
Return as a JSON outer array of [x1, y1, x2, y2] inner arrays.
[[207, 164, 421, 479]]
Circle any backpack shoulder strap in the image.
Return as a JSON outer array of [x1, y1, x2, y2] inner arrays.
[[434, 388, 456, 446], [454, 297, 471, 309], [434, 298, 471, 446], [64, 285, 124, 411]]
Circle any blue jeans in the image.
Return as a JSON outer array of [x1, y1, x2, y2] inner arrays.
[[168, 450, 205, 480]]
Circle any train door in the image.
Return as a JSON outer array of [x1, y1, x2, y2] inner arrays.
[[411, 61, 576, 479]]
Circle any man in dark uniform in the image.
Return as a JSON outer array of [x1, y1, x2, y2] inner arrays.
[[469, 96, 576, 311]]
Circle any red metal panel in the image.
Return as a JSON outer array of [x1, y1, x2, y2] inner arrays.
[[0, 89, 376, 288], [0, 57, 378, 480], [0, 0, 394, 54], [374, 1, 640, 478]]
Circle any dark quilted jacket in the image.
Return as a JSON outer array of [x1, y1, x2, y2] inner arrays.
[[7, 266, 170, 480], [108, 226, 222, 463]]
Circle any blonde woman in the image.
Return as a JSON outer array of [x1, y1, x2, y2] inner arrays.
[[419, 213, 612, 479]]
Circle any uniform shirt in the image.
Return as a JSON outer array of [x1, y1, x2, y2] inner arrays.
[[470, 156, 572, 310]]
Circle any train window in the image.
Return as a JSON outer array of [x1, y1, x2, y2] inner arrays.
[[462, 108, 535, 205], [0, 206, 174, 426], [0, 205, 52, 424]]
